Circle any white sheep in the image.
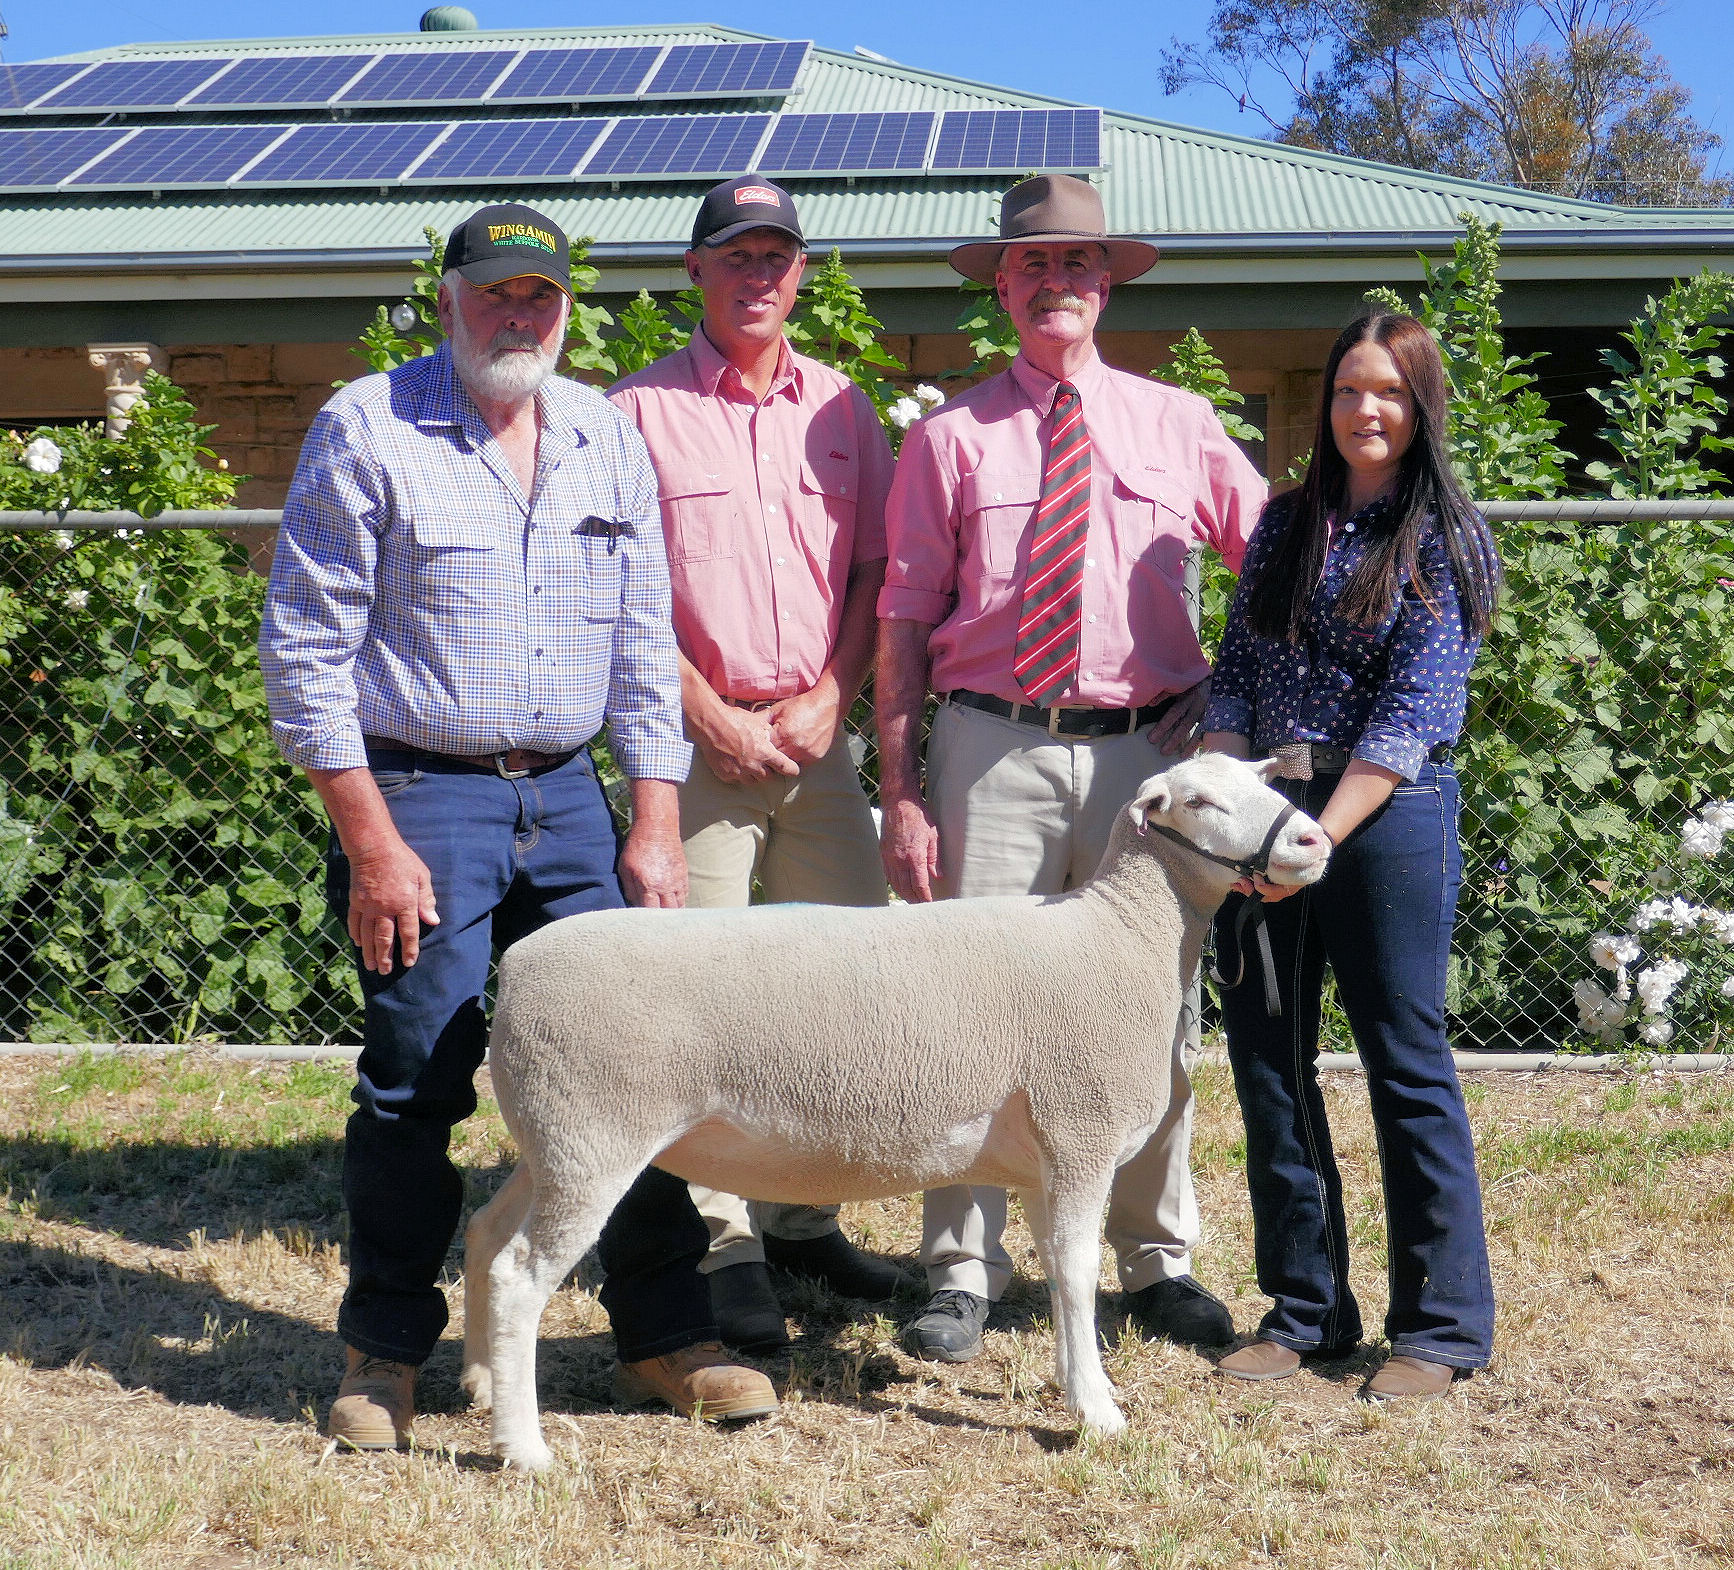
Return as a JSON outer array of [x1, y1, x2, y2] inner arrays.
[[461, 752, 1329, 1470]]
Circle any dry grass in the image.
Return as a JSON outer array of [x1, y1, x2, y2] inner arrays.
[[2, 1051, 1732, 1569]]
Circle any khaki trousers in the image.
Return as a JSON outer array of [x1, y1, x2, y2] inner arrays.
[[920, 699, 1202, 1301], [681, 727, 889, 1271]]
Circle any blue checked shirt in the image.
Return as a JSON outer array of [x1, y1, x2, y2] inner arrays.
[[259, 342, 692, 781]]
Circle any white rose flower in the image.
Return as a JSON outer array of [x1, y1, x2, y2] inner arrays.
[[22, 437, 62, 474], [1632, 898, 1671, 931], [1721, 975, 1734, 998], [1635, 958, 1687, 1015], [915, 383, 945, 408], [1700, 801, 1734, 833], [64, 589, 89, 611], [1638, 1019, 1675, 1047], [1665, 897, 1700, 929], [1573, 978, 1612, 1031], [1702, 910, 1734, 945], [52, 530, 74, 550], [886, 396, 923, 430], [1680, 817, 1723, 859], [1589, 933, 1640, 970]]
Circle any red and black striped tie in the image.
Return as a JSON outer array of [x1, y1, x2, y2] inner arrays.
[[1012, 381, 1090, 707]]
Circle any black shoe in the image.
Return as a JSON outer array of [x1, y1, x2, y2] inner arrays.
[[707, 1261, 791, 1354], [762, 1229, 912, 1301], [1124, 1275, 1234, 1348], [906, 1289, 991, 1363]]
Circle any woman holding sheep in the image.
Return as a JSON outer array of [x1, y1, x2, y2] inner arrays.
[[1199, 311, 1500, 1402]]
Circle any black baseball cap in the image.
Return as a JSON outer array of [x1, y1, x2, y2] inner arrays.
[[444, 202, 572, 297], [690, 176, 804, 250]]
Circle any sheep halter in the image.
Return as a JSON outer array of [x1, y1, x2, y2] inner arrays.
[[1139, 800, 1301, 1018]]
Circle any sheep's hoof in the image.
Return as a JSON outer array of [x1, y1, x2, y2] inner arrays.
[[459, 1364, 493, 1411], [1076, 1402, 1129, 1437], [494, 1434, 555, 1473]]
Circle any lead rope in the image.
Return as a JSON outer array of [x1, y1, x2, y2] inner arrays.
[[1209, 896, 1284, 1017]]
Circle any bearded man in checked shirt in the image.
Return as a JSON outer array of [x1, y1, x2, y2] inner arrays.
[[260, 202, 777, 1452], [876, 175, 1268, 1365]]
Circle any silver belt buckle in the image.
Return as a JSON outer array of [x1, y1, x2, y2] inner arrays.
[[492, 751, 531, 780]]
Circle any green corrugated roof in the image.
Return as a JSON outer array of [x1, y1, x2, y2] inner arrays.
[[1, 20, 1728, 269]]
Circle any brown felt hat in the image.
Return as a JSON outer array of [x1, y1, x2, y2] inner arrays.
[[948, 174, 1158, 285]]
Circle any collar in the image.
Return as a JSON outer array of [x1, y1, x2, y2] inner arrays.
[[410, 340, 581, 462], [1009, 348, 1106, 416], [691, 324, 800, 402]]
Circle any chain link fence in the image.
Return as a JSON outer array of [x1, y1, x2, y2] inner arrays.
[[2, 504, 1732, 1050]]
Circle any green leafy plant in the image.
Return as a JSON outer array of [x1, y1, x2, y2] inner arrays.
[[785, 247, 908, 417], [606, 288, 693, 378], [1585, 271, 1734, 499], [952, 279, 1020, 378], [1154, 326, 1261, 444]]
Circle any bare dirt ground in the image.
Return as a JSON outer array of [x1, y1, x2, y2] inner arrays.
[[1, 1051, 1731, 1569]]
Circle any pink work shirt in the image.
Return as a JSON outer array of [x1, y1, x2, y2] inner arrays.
[[609, 329, 892, 702], [878, 352, 1267, 708]]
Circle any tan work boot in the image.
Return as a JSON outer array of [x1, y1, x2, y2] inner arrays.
[[327, 1346, 416, 1449], [612, 1341, 779, 1422], [1359, 1354, 1458, 1404], [1216, 1339, 1302, 1382]]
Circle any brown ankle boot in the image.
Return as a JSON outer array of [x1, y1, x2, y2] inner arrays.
[[612, 1342, 778, 1422], [1359, 1354, 1459, 1404], [328, 1346, 416, 1449]]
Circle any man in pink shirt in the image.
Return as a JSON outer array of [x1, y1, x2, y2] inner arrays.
[[610, 177, 905, 1355], [877, 175, 1268, 1363]]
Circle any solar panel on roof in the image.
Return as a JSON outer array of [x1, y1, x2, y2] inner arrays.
[[0, 63, 90, 111], [410, 117, 606, 182], [758, 112, 933, 174], [335, 50, 516, 104], [184, 54, 374, 109], [644, 41, 809, 97], [66, 124, 287, 187], [585, 113, 771, 177], [0, 126, 128, 187], [33, 58, 231, 110], [236, 120, 444, 184], [490, 46, 659, 102], [929, 108, 1102, 172]]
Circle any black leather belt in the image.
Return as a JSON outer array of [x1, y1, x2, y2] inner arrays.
[[947, 688, 1181, 739], [1290, 742, 1454, 774], [362, 735, 579, 781]]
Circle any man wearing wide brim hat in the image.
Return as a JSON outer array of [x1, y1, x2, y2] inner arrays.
[[876, 173, 1268, 1364]]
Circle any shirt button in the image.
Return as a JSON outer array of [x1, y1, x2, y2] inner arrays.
[[767, 503, 779, 514], [780, 611, 790, 621], [1344, 522, 1357, 533], [839, 483, 848, 494], [776, 555, 787, 565], [535, 648, 544, 657], [994, 491, 1004, 501], [532, 585, 541, 594], [533, 709, 543, 720], [1087, 614, 1097, 624], [1086, 557, 1096, 568]]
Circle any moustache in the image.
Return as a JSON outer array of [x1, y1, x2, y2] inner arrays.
[[1030, 291, 1089, 314], [487, 328, 546, 357]]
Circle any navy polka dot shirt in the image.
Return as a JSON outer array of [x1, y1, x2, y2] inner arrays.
[[1202, 492, 1489, 781]]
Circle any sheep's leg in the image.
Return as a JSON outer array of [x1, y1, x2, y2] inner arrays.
[[1043, 1173, 1127, 1436], [1018, 1185, 1068, 1395], [488, 1165, 637, 1472], [460, 1160, 534, 1411]]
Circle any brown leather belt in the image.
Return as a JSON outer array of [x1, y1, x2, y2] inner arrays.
[[946, 687, 1181, 739], [361, 735, 578, 780]]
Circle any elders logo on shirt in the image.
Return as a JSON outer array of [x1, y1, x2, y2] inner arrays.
[[735, 186, 780, 207]]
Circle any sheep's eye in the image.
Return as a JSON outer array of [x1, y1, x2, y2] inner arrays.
[[1184, 795, 1211, 811]]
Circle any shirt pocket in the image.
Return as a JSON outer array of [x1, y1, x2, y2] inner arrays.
[[1115, 466, 1194, 586], [655, 463, 738, 565], [403, 513, 502, 612], [569, 531, 624, 622], [959, 467, 1042, 580], [797, 456, 858, 557]]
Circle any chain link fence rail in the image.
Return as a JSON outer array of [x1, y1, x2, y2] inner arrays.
[[3, 501, 1732, 1050]]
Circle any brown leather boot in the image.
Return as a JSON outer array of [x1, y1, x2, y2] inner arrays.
[[1216, 1339, 1302, 1382], [612, 1342, 779, 1422], [327, 1346, 416, 1449], [1359, 1354, 1459, 1404]]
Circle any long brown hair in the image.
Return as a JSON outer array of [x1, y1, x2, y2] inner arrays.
[[1244, 312, 1499, 644]]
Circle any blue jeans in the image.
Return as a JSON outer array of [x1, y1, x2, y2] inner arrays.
[[1213, 762, 1494, 1369], [326, 746, 715, 1367]]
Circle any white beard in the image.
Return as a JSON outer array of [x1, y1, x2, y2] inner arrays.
[[450, 311, 560, 405]]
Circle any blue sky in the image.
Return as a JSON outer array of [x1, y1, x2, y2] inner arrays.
[[5, 0, 1729, 175]]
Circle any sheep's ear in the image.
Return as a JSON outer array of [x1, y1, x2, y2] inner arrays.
[[1128, 778, 1172, 831], [1249, 756, 1285, 784]]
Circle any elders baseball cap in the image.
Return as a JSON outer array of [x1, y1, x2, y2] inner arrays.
[[690, 175, 804, 249], [445, 202, 572, 297]]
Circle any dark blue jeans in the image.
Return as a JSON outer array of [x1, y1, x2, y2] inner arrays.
[[1214, 761, 1494, 1369], [326, 746, 715, 1367]]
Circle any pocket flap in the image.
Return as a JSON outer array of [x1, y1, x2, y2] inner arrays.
[[961, 469, 1042, 511], [656, 463, 731, 502], [798, 458, 856, 500], [1114, 466, 1191, 517], [410, 515, 499, 549]]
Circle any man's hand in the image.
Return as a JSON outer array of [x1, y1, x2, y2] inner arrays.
[[767, 681, 842, 767], [692, 702, 801, 784], [881, 791, 942, 903], [619, 778, 687, 908], [346, 837, 440, 974], [1147, 675, 1210, 757]]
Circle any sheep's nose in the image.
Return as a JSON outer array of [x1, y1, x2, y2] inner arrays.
[[1292, 826, 1327, 849]]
